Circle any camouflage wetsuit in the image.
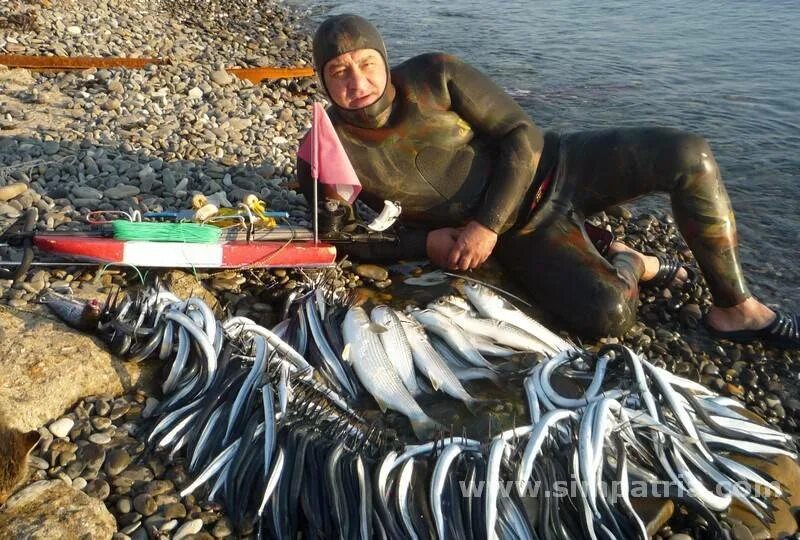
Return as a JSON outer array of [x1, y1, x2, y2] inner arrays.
[[298, 14, 750, 338]]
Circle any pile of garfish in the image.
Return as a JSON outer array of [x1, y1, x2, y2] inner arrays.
[[44, 282, 798, 539], [276, 280, 575, 438]]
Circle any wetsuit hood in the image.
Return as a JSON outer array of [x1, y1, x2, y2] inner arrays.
[[313, 14, 396, 128]]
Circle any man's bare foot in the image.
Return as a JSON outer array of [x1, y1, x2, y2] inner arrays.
[[607, 242, 689, 283], [706, 298, 777, 332]]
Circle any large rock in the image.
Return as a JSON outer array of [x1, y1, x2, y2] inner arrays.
[[0, 306, 158, 432], [728, 453, 800, 539], [724, 407, 800, 539], [0, 480, 116, 539], [162, 269, 222, 316]]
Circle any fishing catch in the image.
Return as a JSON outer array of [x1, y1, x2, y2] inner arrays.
[[42, 278, 799, 539]]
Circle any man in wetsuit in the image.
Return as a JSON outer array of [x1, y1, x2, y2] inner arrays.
[[297, 14, 799, 348]]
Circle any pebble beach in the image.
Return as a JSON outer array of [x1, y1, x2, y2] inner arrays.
[[2, 0, 800, 538]]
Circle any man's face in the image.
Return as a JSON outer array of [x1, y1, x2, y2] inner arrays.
[[323, 49, 387, 110]]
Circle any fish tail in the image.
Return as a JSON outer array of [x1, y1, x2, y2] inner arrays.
[[410, 414, 440, 441], [406, 377, 424, 397], [464, 398, 481, 415], [486, 372, 502, 386]]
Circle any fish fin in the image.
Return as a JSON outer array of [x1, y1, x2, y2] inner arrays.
[[375, 397, 389, 413], [428, 375, 442, 392], [369, 322, 388, 334], [341, 343, 351, 363], [416, 377, 435, 395]]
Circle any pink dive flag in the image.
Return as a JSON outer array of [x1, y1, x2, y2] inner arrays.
[[297, 102, 361, 204]]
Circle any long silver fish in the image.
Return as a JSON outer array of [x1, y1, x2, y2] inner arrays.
[[223, 316, 312, 376], [164, 311, 217, 392], [304, 299, 359, 399], [462, 282, 574, 353], [396, 458, 419, 540], [371, 305, 422, 396], [223, 334, 268, 445], [409, 308, 496, 370], [516, 409, 577, 496], [159, 320, 175, 361], [430, 335, 501, 384], [397, 312, 481, 411], [485, 437, 507, 540], [342, 307, 438, 440], [162, 326, 190, 394], [429, 298, 558, 355], [430, 444, 463, 540]]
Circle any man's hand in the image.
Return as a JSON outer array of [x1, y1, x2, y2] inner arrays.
[[426, 227, 461, 268], [447, 221, 498, 271]]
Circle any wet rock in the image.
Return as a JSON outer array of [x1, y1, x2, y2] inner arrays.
[[607, 205, 632, 219], [116, 497, 133, 514], [105, 448, 132, 476], [354, 264, 389, 281], [84, 479, 111, 500], [678, 303, 702, 328], [88, 432, 112, 445], [109, 402, 131, 420], [94, 399, 112, 417], [117, 511, 142, 527], [160, 519, 179, 532], [726, 383, 746, 400], [77, 443, 106, 472], [141, 397, 159, 419], [173, 518, 204, 540], [162, 502, 187, 520], [91, 416, 112, 430], [133, 493, 157, 517], [143, 479, 173, 496]]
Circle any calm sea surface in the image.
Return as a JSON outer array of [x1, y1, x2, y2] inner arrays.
[[295, 0, 800, 306]]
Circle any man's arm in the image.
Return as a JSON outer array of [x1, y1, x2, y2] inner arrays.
[[428, 54, 543, 269], [442, 54, 544, 235]]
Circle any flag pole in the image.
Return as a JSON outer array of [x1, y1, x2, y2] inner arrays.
[[312, 104, 319, 244], [313, 174, 319, 244]]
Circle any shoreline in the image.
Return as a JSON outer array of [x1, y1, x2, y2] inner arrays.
[[1, 0, 799, 538]]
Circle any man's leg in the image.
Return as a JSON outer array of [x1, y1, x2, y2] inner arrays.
[[554, 127, 748, 306], [551, 127, 787, 336], [496, 210, 645, 338]]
